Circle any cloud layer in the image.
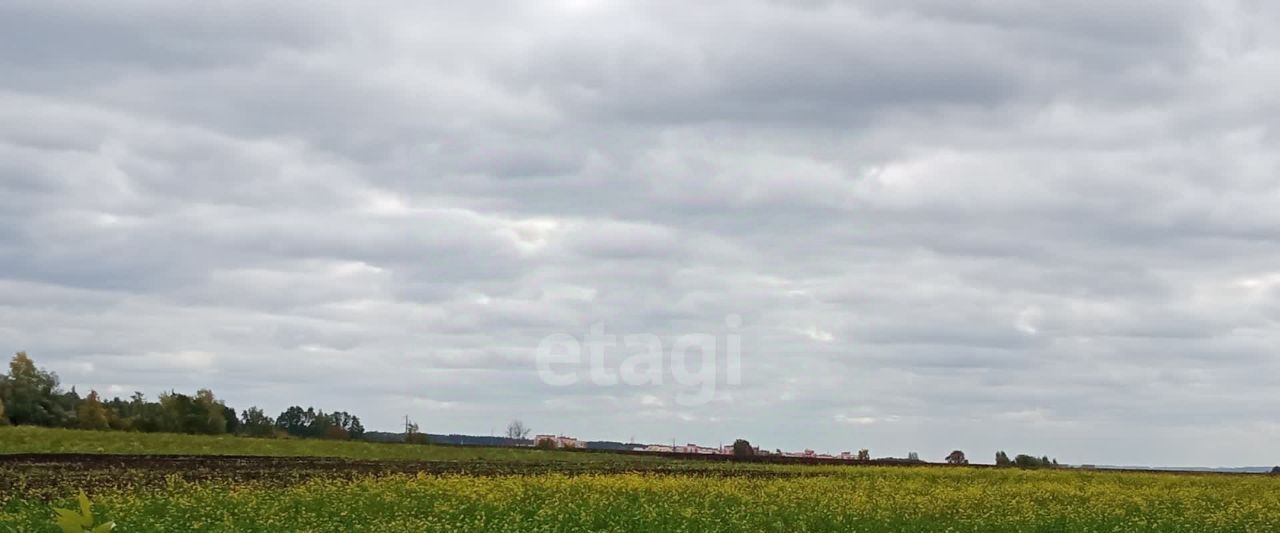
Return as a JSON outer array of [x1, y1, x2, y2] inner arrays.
[[3, 0, 1280, 466]]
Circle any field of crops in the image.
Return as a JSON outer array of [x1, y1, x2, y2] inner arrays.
[[4, 428, 1280, 532], [0, 426, 659, 464], [6, 464, 1280, 532]]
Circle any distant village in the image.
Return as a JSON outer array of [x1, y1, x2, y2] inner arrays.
[[530, 433, 879, 461]]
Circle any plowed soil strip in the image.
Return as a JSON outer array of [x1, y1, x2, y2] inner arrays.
[[0, 453, 814, 500]]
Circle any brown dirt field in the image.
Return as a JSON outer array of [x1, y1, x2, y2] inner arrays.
[[0, 453, 816, 500]]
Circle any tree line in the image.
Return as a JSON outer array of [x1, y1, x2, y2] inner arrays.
[[995, 450, 1059, 468], [0, 352, 364, 440]]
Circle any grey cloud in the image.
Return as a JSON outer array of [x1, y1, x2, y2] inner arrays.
[[2, 0, 1279, 467]]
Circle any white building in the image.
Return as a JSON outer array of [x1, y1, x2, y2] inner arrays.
[[532, 434, 585, 449], [672, 443, 719, 454]]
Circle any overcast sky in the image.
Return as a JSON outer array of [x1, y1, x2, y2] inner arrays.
[[2, 0, 1279, 466]]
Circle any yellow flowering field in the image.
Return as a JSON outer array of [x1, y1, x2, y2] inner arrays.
[[5, 465, 1280, 532]]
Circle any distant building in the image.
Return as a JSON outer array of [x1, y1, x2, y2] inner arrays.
[[672, 443, 718, 454], [721, 444, 761, 455], [532, 434, 585, 449]]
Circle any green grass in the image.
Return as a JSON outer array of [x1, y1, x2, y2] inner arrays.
[[0, 426, 657, 464]]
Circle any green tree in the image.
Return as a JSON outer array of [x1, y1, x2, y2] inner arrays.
[[222, 405, 240, 435], [1011, 454, 1058, 468], [128, 392, 166, 432], [308, 410, 337, 439], [274, 406, 364, 440], [194, 389, 228, 434], [346, 414, 365, 440], [275, 406, 308, 436], [330, 411, 364, 440], [732, 439, 755, 457], [102, 396, 133, 431], [238, 406, 277, 437], [0, 397, 8, 426], [995, 451, 1012, 466], [153, 389, 229, 435], [58, 387, 82, 428], [0, 352, 71, 426], [76, 390, 110, 430]]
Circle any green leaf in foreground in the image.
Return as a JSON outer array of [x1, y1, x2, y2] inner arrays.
[[53, 491, 115, 533]]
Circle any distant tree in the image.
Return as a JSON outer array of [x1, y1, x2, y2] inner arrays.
[[995, 451, 1012, 466], [946, 450, 968, 465], [270, 409, 365, 440], [405, 420, 430, 444], [349, 416, 364, 439], [238, 407, 277, 438], [1271, 466, 1280, 474], [158, 391, 195, 433], [76, 390, 110, 430], [129, 392, 166, 432], [331, 411, 364, 440], [222, 405, 240, 435], [155, 389, 228, 435], [103, 396, 132, 431], [0, 352, 71, 426], [1011, 454, 1058, 469], [857, 449, 871, 461], [907, 451, 920, 462], [275, 406, 310, 437], [194, 389, 228, 434], [0, 351, 367, 441], [732, 439, 755, 457], [506, 420, 531, 441], [58, 387, 82, 428], [306, 409, 336, 439]]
